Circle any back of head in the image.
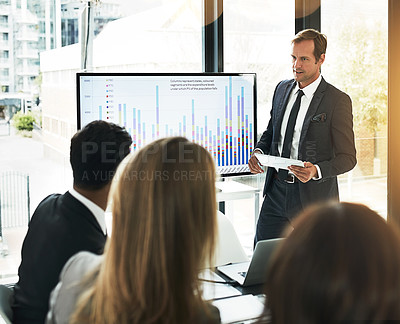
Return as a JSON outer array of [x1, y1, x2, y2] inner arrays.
[[70, 121, 132, 190], [265, 202, 400, 323], [76, 137, 217, 324]]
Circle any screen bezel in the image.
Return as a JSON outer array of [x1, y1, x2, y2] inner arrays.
[[76, 72, 257, 177]]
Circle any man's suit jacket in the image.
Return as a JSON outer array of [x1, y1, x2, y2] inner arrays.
[[255, 77, 356, 207], [12, 191, 107, 324]]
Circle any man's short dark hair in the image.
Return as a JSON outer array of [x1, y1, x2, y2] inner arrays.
[[70, 120, 132, 190]]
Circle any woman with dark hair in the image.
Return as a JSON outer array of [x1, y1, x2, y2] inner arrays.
[[46, 137, 220, 324], [261, 202, 400, 323]]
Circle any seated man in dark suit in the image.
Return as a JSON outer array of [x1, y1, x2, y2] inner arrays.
[[12, 120, 132, 324]]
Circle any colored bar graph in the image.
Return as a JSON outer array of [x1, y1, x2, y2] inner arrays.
[[138, 110, 141, 147], [234, 136, 237, 165], [237, 95, 241, 165], [213, 135, 217, 164], [209, 130, 213, 158], [229, 76, 233, 166], [222, 131, 225, 167], [250, 123, 253, 156], [123, 104, 127, 127], [133, 108, 137, 150], [246, 115, 249, 163], [102, 80, 253, 173], [241, 87, 245, 164], [156, 86, 160, 137], [225, 86, 228, 166], [205, 116, 208, 149], [217, 119, 221, 167], [192, 100, 195, 142], [143, 123, 146, 144]]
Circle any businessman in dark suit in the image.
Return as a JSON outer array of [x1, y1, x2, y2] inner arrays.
[[249, 29, 356, 242], [12, 121, 132, 324]]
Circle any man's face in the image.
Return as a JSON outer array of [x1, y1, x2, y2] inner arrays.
[[291, 39, 325, 88]]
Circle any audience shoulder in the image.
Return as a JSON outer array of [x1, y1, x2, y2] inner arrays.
[[59, 251, 102, 283], [35, 193, 62, 209]]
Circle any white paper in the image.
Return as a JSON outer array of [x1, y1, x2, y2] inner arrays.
[[212, 294, 265, 323], [254, 153, 304, 170]]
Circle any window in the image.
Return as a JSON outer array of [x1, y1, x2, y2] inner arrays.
[[224, 0, 294, 251], [2, 0, 203, 283], [0, 0, 391, 282], [225, 0, 294, 132], [39, 21, 45, 34], [1, 68, 9, 76], [322, 0, 388, 217], [0, 15, 8, 23]]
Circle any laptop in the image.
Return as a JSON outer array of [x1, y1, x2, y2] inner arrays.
[[217, 238, 284, 287]]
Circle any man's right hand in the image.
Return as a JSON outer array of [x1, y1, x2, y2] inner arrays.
[[248, 150, 264, 174]]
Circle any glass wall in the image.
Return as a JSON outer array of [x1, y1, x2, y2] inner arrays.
[[224, 0, 294, 251], [0, 0, 390, 280], [225, 0, 294, 132], [322, 0, 388, 217], [0, 0, 204, 283], [39, 0, 204, 181], [91, 0, 203, 72]]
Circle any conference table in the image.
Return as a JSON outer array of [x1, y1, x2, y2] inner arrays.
[[201, 269, 269, 324]]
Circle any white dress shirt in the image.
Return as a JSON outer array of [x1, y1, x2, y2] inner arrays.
[[69, 188, 107, 235], [277, 75, 322, 179], [278, 75, 322, 159], [254, 75, 323, 179]]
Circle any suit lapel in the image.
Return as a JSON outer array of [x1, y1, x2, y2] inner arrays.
[[298, 78, 327, 152], [272, 80, 296, 154]]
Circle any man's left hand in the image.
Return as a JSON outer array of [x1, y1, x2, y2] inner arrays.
[[288, 162, 317, 183]]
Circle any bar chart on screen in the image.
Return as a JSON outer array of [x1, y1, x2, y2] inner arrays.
[[78, 73, 256, 176]]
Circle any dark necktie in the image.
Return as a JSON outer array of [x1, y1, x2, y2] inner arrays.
[[278, 89, 304, 180]]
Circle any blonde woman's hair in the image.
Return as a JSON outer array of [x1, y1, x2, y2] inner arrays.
[[71, 137, 217, 324]]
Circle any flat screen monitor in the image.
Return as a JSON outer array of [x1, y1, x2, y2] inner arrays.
[[77, 73, 257, 177]]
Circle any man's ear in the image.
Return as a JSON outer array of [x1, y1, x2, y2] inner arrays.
[[319, 53, 326, 65]]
